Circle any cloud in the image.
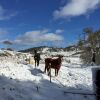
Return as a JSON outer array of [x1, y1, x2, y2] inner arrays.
[[0, 5, 16, 20], [55, 29, 64, 34], [14, 29, 64, 45], [53, 0, 100, 19]]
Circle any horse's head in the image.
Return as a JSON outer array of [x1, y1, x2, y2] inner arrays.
[[57, 55, 63, 64], [58, 55, 63, 60]]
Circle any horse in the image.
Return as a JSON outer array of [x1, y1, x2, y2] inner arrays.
[[44, 56, 63, 76], [44, 58, 52, 73]]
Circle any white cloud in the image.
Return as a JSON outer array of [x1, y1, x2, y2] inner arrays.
[[0, 5, 16, 20], [55, 29, 64, 34], [53, 0, 100, 19], [41, 33, 63, 41], [14, 29, 64, 45]]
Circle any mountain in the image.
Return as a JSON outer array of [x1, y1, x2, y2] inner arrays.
[[19, 45, 77, 54]]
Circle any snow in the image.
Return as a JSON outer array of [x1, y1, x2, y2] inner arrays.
[[42, 47, 49, 53], [0, 49, 97, 100]]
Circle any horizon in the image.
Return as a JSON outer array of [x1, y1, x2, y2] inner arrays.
[[0, 0, 100, 50]]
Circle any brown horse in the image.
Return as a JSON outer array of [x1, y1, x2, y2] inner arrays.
[[44, 56, 63, 76], [44, 58, 52, 73]]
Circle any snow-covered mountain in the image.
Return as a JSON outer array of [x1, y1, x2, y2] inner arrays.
[[19, 46, 77, 54], [0, 48, 97, 100]]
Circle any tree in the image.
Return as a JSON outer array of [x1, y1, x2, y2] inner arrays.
[[77, 40, 84, 50], [78, 28, 100, 65]]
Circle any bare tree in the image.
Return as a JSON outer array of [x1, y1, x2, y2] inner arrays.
[[78, 28, 100, 65]]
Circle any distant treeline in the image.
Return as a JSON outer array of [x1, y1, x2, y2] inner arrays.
[[19, 45, 77, 53]]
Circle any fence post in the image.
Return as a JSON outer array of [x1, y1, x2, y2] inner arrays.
[[92, 68, 100, 100]]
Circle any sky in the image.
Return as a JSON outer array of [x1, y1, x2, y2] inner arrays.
[[0, 0, 100, 50]]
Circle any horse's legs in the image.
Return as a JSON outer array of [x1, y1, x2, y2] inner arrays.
[[47, 65, 51, 76], [57, 69, 59, 76], [37, 60, 39, 66], [48, 70, 50, 76], [35, 60, 36, 67], [44, 64, 50, 74], [55, 69, 57, 76], [44, 64, 47, 73], [48, 68, 50, 76], [55, 68, 59, 76]]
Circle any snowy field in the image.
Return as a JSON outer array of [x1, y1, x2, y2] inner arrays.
[[0, 49, 98, 100]]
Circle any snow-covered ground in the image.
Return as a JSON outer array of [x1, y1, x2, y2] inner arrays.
[[0, 49, 98, 100]]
